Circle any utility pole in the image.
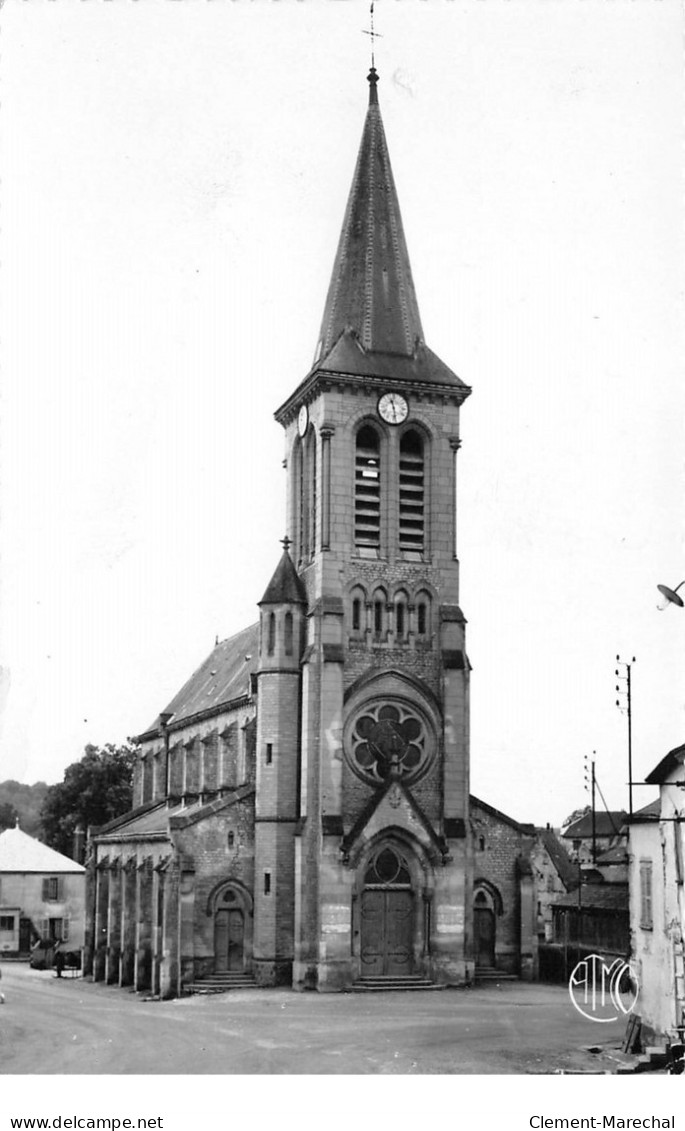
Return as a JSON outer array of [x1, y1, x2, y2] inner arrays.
[[583, 751, 597, 864], [616, 655, 636, 817]]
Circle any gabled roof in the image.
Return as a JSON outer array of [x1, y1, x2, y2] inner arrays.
[[595, 843, 628, 865], [562, 811, 627, 840], [630, 798, 661, 821], [0, 825, 84, 874], [470, 794, 534, 834], [140, 622, 259, 737], [536, 827, 578, 890], [259, 548, 307, 605], [645, 741, 685, 785]]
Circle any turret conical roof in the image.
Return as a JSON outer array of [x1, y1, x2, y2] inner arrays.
[[259, 545, 307, 606]]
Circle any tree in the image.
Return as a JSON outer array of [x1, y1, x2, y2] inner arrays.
[[561, 804, 591, 830], [40, 743, 138, 857], [0, 800, 19, 832], [0, 781, 49, 838]]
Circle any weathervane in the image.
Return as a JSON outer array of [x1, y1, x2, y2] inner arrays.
[[362, 2, 382, 68]]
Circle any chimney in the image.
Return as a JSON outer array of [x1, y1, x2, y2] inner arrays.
[[72, 823, 85, 865]]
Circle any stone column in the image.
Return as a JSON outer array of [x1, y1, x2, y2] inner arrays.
[[134, 857, 153, 991], [105, 859, 122, 984], [448, 436, 461, 560], [93, 859, 110, 982], [320, 427, 334, 551], [519, 866, 537, 981], [83, 852, 97, 977], [120, 858, 137, 986], [160, 858, 181, 999]]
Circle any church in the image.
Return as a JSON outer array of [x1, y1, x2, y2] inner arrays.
[[85, 64, 539, 997]]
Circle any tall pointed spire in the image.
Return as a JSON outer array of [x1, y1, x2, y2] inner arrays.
[[315, 67, 424, 362]]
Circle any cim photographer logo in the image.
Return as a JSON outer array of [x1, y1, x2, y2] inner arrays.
[[569, 954, 639, 1022]]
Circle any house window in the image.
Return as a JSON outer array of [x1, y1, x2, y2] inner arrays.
[[42, 877, 61, 902], [228, 831, 235, 848], [639, 860, 653, 930], [399, 430, 425, 555], [266, 743, 273, 765], [0, 915, 15, 931], [42, 917, 68, 942], [355, 425, 381, 552], [264, 872, 271, 895], [478, 836, 485, 852]]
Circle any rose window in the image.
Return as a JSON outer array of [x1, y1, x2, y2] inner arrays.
[[347, 701, 433, 785]]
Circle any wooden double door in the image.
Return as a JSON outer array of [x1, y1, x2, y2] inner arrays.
[[360, 889, 414, 976], [473, 906, 496, 968], [214, 908, 244, 973]]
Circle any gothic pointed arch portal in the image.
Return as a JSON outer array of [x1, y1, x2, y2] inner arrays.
[[473, 885, 498, 969], [360, 843, 416, 977], [212, 884, 249, 974]]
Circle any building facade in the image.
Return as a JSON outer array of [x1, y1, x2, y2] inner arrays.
[[86, 66, 536, 997], [628, 745, 685, 1043], [0, 824, 85, 957]]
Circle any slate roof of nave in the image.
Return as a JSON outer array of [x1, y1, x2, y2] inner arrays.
[[140, 622, 259, 738]]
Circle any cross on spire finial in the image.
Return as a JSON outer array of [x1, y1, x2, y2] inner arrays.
[[362, 2, 382, 70], [281, 535, 292, 553]]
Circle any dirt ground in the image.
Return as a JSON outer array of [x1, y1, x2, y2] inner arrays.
[[0, 962, 628, 1075]]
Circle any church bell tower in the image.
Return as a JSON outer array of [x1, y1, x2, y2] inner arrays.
[[273, 66, 472, 990]]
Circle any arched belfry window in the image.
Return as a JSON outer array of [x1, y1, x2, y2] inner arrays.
[[399, 430, 425, 556], [355, 425, 381, 552], [267, 612, 276, 656]]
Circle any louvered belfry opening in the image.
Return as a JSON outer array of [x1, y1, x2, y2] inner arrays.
[[355, 425, 381, 550], [399, 429, 425, 554]]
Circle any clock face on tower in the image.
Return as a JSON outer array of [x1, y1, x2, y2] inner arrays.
[[297, 404, 309, 437], [377, 392, 409, 425]]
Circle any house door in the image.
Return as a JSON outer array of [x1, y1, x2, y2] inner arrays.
[[360, 845, 414, 977], [19, 918, 33, 953], [214, 908, 244, 973], [474, 906, 496, 967]]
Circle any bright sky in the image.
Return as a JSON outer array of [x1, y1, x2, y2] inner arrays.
[[1, 0, 684, 830]]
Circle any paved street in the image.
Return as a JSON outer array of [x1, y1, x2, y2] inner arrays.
[[0, 962, 627, 1075]]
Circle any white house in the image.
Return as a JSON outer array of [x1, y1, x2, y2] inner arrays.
[[628, 742, 685, 1044], [0, 823, 86, 956]]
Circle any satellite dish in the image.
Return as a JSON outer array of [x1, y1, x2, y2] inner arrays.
[[657, 581, 685, 610]]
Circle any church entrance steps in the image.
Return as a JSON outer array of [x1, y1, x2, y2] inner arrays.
[[185, 972, 258, 995], [473, 967, 518, 984], [351, 975, 445, 993]]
